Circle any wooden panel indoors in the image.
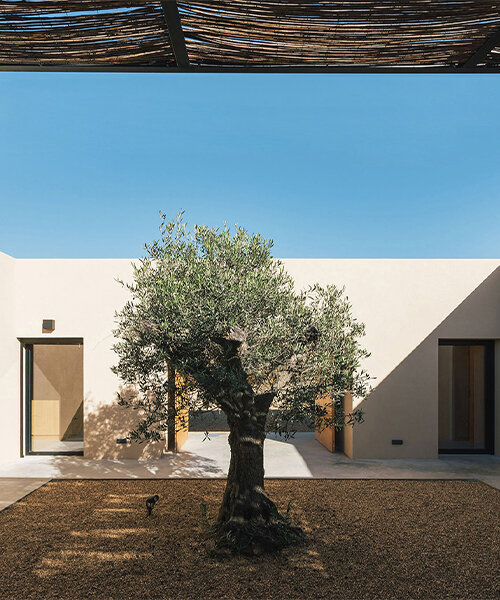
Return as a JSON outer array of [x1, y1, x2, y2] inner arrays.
[[0, 1, 499, 72], [31, 399, 59, 440]]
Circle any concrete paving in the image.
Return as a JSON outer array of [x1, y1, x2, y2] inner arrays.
[[0, 478, 50, 512], [0, 434, 499, 494]]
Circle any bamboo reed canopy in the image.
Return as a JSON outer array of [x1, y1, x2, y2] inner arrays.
[[1, 1, 500, 72]]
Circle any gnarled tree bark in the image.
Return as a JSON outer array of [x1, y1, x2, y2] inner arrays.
[[211, 328, 304, 554], [215, 394, 303, 554]]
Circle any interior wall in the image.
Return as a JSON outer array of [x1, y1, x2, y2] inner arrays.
[[439, 343, 489, 451], [438, 345, 453, 441], [470, 346, 485, 448], [452, 346, 469, 441]]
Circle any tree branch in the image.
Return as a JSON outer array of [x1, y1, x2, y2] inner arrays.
[[255, 392, 275, 413]]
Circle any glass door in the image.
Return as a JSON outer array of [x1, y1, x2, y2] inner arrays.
[[438, 340, 494, 453], [25, 341, 84, 455]]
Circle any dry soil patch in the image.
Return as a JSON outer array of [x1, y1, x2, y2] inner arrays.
[[0, 479, 498, 599]]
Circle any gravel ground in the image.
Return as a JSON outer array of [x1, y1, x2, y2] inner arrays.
[[0, 479, 498, 600]]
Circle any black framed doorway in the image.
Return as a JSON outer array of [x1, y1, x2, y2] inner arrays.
[[438, 339, 494, 454], [21, 338, 84, 456]]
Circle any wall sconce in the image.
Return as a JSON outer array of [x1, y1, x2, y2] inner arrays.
[[42, 319, 55, 333]]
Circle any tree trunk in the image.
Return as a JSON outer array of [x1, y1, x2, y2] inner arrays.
[[215, 416, 303, 555]]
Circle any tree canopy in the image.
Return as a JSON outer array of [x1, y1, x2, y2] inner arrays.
[[113, 212, 370, 553]]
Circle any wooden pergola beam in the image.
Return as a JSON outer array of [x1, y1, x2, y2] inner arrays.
[[1, 1, 499, 72], [462, 27, 500, 68], [160, 0, 189, 69]]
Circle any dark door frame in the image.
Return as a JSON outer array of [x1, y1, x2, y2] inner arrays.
[[20, 338, 84, 456], [438, 339, 495, 455]]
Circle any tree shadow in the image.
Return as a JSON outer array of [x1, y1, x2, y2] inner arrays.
[[40, 388, 226, 478], [83, 387, 165, 460]]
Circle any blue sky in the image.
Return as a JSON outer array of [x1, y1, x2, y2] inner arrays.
[[0, 73, 499, 258]]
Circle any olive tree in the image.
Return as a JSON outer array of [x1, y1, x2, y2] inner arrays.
[[112, 213, 369, 554]]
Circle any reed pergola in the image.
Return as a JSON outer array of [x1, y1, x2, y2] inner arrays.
[[1, 1, 499, 72]]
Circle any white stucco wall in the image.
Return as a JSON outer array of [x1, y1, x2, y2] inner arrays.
[[1, 258, 163, 459], [0, 251, 18, 462], [0, 254, 499, 460]]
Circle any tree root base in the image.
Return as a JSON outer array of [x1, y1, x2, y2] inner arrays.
[[214, 518, 305, 556]]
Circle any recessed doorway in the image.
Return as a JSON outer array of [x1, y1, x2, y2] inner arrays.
[[23, 339, 84, 455], [438, 340, 494, 454]]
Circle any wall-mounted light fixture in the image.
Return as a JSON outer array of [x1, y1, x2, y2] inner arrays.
[[42, 319, 55, 333]]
